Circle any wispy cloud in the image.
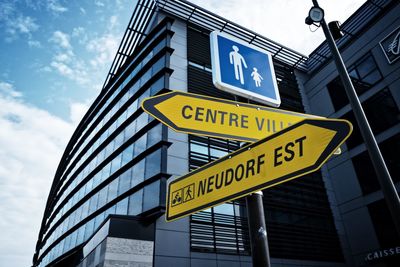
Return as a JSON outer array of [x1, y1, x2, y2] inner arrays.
[[0, 82, 88, 267], [86, 33, 119, 68], [47, 0, 68, 14], [5, 15, 39, 42], [50, 30, 72, 50], [0, 81, 23, 98], [0, 2, 40, 44], [94, 0, 105, 7], [48, 30, 91, 86], [28, 39, 42, 48]]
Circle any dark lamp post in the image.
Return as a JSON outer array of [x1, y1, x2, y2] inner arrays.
[[306, 0, 400, 236]]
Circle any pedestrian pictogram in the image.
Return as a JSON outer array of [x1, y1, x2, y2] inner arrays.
[[171, 184, 195, 207], [251, 68, 263, 87], [229, 45, 248, 84], [210, 31, 280, 107], [165, 118, 352, 221], [183, 184, 195, 202]]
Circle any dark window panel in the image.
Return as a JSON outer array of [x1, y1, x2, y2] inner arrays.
[[341, 88, 399, 150], [328, 53, 382, 111], [353, 133, 400, 195], [368, 200, 400, 260]]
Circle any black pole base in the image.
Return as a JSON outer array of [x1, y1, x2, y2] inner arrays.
[[246, 191, 271, 267]]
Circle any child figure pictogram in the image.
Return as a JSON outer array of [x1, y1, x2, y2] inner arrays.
[[251, 67, 263, 87]]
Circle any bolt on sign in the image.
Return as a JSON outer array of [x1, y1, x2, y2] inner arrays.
[[165, 118, 352, 221], [141, 91, 322, 142]]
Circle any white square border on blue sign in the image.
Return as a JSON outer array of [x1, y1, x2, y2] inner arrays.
[[210, 31, 281, 107]]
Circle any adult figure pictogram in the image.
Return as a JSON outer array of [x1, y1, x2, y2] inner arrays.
[[229, 45, 247, 84]]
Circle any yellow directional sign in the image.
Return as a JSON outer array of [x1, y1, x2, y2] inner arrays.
[[166, 118, 352, 221], [142, 91, 322, 142]]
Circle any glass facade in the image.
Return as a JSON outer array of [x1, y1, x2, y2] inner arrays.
[[33, 18, 174, 267]]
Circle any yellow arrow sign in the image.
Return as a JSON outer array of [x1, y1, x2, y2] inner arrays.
[[142, 91, 322, 142], [166, 118, 352, 221]]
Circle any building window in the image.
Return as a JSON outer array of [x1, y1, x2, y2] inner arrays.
[[353, 133, 400, 195], [367, 199, 400, 267], [328, 53, 382, 111], [341, 88, 399, 149]]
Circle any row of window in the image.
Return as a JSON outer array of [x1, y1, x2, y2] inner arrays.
[[61, 29, 169, 181], [45, 85, 159, 238], [54, 54, 166, 208], [42, 123, 162, 253], [37, 29, 171, 264], [38, 180, 160, 267]]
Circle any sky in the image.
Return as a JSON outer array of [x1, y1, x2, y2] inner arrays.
[[0, 0, 365, 266]]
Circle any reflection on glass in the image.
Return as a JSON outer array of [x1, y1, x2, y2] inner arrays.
[[128, 190, 143, 215], [143, 181, 160, 211], [214, 203, 234, 215], [145, 150, 161, 179], [107, 179, 119, 202], [116, 198, 128, 215], [132, 159, 145, 187]]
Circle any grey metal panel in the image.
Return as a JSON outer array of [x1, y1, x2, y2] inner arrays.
[[190, 258, 218, 267], [308, 88, 335, 117], [328, 160, 362, 205], [154, 256, 190, 267], [154, 229, 190, 257], [341, 207, 379, 255], [155, 215, 190, 232]]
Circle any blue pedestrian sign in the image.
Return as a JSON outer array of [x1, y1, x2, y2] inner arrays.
[[210, 31, 281, 107]]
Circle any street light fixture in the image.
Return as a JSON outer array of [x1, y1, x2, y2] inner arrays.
[[306, 6, 324, 24]]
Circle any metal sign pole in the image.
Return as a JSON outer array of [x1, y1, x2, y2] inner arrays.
[[311, 0, 400, 235], [246, 191, 271, 267]]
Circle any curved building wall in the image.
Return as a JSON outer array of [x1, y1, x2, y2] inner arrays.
[[33, 17, 174, 267]]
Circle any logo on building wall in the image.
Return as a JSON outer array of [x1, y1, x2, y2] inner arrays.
[[379, 25, 400, 64]]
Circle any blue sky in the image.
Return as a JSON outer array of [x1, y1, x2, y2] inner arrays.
[[0, 0, 135, 119], [0, 0, 365, 266]]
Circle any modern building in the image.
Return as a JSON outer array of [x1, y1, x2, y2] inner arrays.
[[32, 0, 399, 267]]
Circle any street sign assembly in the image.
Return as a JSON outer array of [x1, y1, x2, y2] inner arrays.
[[165, 118, 352, 221], [210, 31, 281, 107], [141, 91, 321, 142]]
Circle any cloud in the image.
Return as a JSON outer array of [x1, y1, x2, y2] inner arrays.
[[86, 33, 119, 68], [47, 0, 68, 13], [69, 101, 90, 125], [0, 81, 23, 98], [189, 0, 365, 55], [28, 40, 42, 48], [49, 30, 92, 86], [0, 83, 88, 267], [72, 26, 88, 44], [49, 30, 72, 50], [4, 15, 39, 42], [0, 1, 40, 41], [95, 0, 105, 7]]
